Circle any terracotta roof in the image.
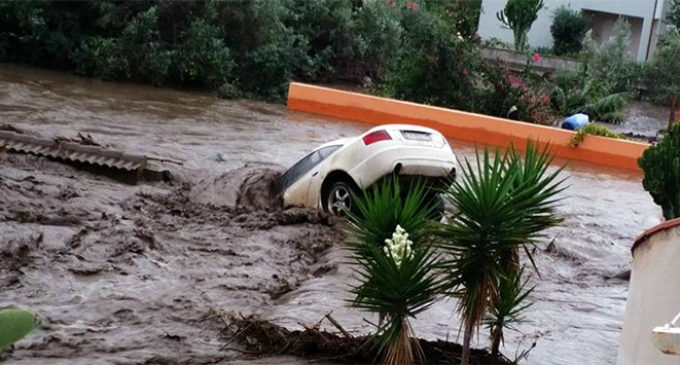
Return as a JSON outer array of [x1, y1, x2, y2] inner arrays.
[[632, 217, 680, 255]]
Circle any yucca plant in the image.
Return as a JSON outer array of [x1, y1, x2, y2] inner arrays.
[[485, 267, 534, 357], [439, 142, 566, 365], [347, 178, 446, 365], [0, 308, 40, 353]]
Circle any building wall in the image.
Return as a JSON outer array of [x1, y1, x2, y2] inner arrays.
[[618, 221, 680, 364], [477, 0, 667, 60]]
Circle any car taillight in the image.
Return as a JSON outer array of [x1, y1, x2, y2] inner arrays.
[[362, 130, 392, 145]]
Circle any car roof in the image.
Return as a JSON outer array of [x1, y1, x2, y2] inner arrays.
[[312, 124, 442, 152], [315, 138, 352, 150]]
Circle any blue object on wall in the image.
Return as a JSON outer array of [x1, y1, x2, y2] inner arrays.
[[561, 113, 590, 130]]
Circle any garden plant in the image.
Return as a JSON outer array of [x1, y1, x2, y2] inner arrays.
[[639, 123, 680, 220], [346, 178, 445, 364], [439, 142, 566, 365], [496, 0, 544, 51]]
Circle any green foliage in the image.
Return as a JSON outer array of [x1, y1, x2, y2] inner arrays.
[[439, 142, 565, 364], [550, 6, 589, 56], [348, 177, 436, 253], [0, 308, 40, 352], [550, 70, 629, 123], [428, 0, 483, 38], [569, 123, 621, 147], [485, 267, 534, 356], [351, 0, 403, 81], [583, 18, 641, 94], [476, 63, 553, 124], [385, 7, 479, 111], [645, 30, 680, 123], [666, 0, 680, 28], [496, 0, 544, 51], [176, 19, 234, 88], [639, 123, 680, 220], [347, 178, 445, 364]]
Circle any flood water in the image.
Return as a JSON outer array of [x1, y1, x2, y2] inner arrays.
[[0, 64, 662, 364]]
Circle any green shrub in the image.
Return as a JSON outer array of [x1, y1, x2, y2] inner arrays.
[[569, 123, 621, 147], [550, 69, 629, 123], [645, 30, 680, 127], [347, 178, 444, 365], [350, 0, 403, 81], [583, 18, 641, 94], [176, 19, 234, 88], [385, 8, 478, 111], [428, 0, 483, 38], [550, 6, 589, 56], [287, 0, 356, 80], [666, 0, 680, 28], [439, 143, 565, 364], [639, 123, 680, 219]]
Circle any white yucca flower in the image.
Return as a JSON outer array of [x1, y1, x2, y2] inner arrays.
[[383, 225, 413, 268]]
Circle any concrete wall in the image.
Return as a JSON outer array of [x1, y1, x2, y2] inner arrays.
[[287, 82, 649, 171], [477, 0, 667, 60], [618, 219, 680, 364]]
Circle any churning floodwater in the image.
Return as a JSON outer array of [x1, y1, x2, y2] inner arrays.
[[0, 64, 662, 364]]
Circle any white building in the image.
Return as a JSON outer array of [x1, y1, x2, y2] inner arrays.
[[477, 0, 671, 61]]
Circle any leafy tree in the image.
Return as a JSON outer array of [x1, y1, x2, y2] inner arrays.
[[385, 7, 479, 111], [646, 30, 680, 128], [639, 123, 680, 220], [351, 0, 403, 81], [496, 0, 544, 51], [550, 6, 589, 55], [439, 143, 565, 365]]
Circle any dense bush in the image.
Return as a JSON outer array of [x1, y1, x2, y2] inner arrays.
[[583, 18, 641, 94], [666, 0, 680, 28], [550, 6, 589, 56], [645, 30, 680, 127], [639, 123, 680, 220], [385, 6, 479, 111], [550, 70, 629, 123]]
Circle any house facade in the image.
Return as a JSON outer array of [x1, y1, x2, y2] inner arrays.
[[477, 0, 671, 61]]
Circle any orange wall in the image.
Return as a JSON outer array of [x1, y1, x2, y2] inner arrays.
[[287, 82, 649, 171]]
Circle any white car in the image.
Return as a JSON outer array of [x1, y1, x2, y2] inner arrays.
[[279, 124, 457, 215]]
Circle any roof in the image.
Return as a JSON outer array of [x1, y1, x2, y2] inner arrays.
[[632, 218, 680, 256]]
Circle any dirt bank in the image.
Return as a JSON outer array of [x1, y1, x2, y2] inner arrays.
[[1, 153, 342, 364]]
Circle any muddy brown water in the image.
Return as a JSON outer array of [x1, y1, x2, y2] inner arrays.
[[0, 64, 662, 364]]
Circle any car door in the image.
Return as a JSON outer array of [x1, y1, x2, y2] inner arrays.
[[303, 145, 342, 207], [281, 150, 323, 207]]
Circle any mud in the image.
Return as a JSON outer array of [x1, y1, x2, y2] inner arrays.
[[0, 63, 664, 365], [1, 153, 341, 364]]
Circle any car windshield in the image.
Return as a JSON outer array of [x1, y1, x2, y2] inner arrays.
[[279, 145, 342, 192]]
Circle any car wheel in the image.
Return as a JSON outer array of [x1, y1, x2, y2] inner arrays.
[[324, 181, 355, 216]]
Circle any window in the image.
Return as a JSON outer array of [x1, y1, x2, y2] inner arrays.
[[279, 145, 342, 191]]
